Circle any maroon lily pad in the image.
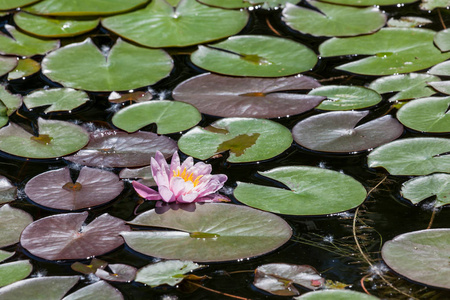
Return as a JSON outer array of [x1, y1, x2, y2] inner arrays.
[[64, 130, 177, 168], [24, 167, 123, 211], [172, 73, 325, 118], [20, 212, 130, 260], [254, 263, 325, 296], [292, 111, 404, 153], [95, 263, 137, 282]]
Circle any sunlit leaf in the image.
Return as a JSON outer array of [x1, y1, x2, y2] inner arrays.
[[0, 0, 41, 10], [62, 281, 123, 300], [7, 58, 40, 81], [0, 175, 16, 205], [0, 251, 14, 263], [199, 0, 298, 9], [295, 289, 380, 299], [420, 0, 450, 10], [20, 212, 130, 260], [95, 264, 137, 282], [172, 73, 324, 118], [102, 0, 249, 48], [135, 260, 203, 287], [0, 260, 33, 288], [234, 166, 366, 215], [24, 88, 89, 113], [0, 205, 33, 248], [0, 56, 17, 77], [387, 16, 432, 28], [401, 174, 450, 207]]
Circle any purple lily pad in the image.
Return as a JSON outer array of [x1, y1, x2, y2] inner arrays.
[[20, 212, 130, 260], [95, 264, 137, 282], [172, 73, 325, 118], [64, 130, 177, 168], [292, 111, 404, 153], [24, 167, 123, 211]]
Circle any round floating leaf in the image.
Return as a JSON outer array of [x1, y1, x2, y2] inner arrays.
[[0, 204, 33, 248], [123, 203, 292, 262], [254, 263, 324, 296], [0, 260, 33, 288], [0, 118, 89, 159], [135, 260, 204, 287], [0, 0, 41, 10], [102, 0, 248, 48], [119, 166, 156, 187], [319, 28, 450, 76], [420, 0, 450, 10], [435, 28, 450, 52], [178, 118, 293, 163], [111, 101, 201, 134], [0, 276, 79, 300], [367, 137, 450, 175], [0, 25, 59, 57], [25, 167, 123, 211], [382, 229, 450, 289], [24, 88, 89, 113], [296, 290, 380, 299], [401, 174, 450, 207], [0, 251, 14, 263], [387, 16, 432, 28], [62, 281, 123, 300], [21, 212, 130, 260], [234, 166, 366, 215], [397, 97, 450, 133], [191, 35, 317, 77], [23, 0, 148, 16], [64, 130, 177, 168], [199, 0, 298, 9], [310, 85, 382, 111], [172, 73, 324, 118], [292, 111, 403, 153], [0, 56, 17, 77], [42, 38, 173, 92], [369, 73, 440, 102], [14, 12, 99, 38], [0, 85, 22, 128], [428, 60, 450, 76], [0, 175, 16, 205], [427, 81, 450, 95], [95, 264, 137, 282], [317, 0, 416, 6], [7, 58, 40, 81], [282, 1, 385, 37]]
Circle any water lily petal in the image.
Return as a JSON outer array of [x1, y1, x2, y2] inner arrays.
[[159, 185, 175, 202], [151, 158, 169, 187], [180, 156, 194, 172], [197, 193, 231, 203], [132, 181, 162, 200], [180, 192, 199, 203], [190, 162, 212, 176], [169, 151, 180, 176]]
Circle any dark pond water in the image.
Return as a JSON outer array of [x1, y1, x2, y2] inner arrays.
[[1, 2, 450, 299]]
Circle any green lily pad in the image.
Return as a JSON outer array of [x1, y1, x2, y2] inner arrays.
[[135, 260, 204, 287], [14, 12, 99, 38], [111, 101, 201, 134], [0, 56, 17, 77], [434, 28, 450, 52], [64, 130, 177, 168], [7, 58, 40, 81], [295, 290, 380, 299], [401, 174, 450, 207], [122, 203, 292, 262], [387, 17, 432, 28], [42, 38, 173, 92], [234, 166, 366, 215], [199, 0, 298, 9], [397, 97, 450, 133], [191, 35, 317, 77], [367, 137, 450, 175], [23, 88, 89, 113], [178, 117, 293, 163], [420, 0, 450, 10], [382, 229, 450, 289], [0, 204, 33, 248], [317, 0, 416, 6], [254, 263, 324, 296], [0, 276, 79, 300], [102, 0, 248, 48], [23, 0, 148, 16], [0, 25, 59, 57], [0, 118, 89, 159], [0, 251, 14, 263], [319, 28, 450, 76], [0, 175, 16, 205], [310, 85, 382, 111], [62, 281, 123, 300], [428, 81, 450, 95], [368, 73, 440, 102], [292, 111, 403, 153], [0, 0, 41, 10], [428, 60, 450, 76], [172, 73, 324, 118], [0, 260, 33, 288], [282, 1, 386, 37], [0, 85, 22, 129]]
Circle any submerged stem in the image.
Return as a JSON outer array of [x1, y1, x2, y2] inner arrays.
[[188, 281, 251, 300]]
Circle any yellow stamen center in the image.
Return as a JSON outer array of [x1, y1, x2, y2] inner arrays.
[[173, 167, 203, 187]]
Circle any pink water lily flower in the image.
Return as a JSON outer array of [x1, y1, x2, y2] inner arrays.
[[132, 151, 228, 204]]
